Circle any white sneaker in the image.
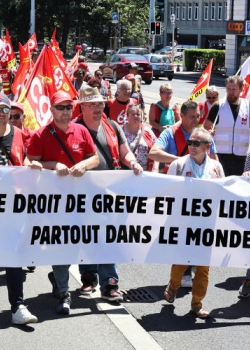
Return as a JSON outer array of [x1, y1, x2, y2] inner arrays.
[[180, 275, 193, 288], [12, 305, 38, 325]]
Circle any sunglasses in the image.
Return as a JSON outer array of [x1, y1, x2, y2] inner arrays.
[[206, 96, 217, 100], [161, 91, 173, 95], [187, 140, 209, 147], [10, 114, 21, 120], [0, 107, 10, 114], [53, 105, 73, 111], [95, 73, 103, 77]]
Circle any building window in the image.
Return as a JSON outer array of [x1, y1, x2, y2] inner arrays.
[[170, 3, 174, 16], [188, 3, 192, 20], [211, 2, 215, 20], [181, 3, 186, 20], [176, 3, 180, 20], [218, 3, 222, 20], [194, 3, 199, 20], [204, 3, 209, 20], [224, 2, 228, 20]]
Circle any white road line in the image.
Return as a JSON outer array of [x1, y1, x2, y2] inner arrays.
[[69, 265, 163, 350]]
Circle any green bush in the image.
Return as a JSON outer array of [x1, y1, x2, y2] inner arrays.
[[185, 49, 225, 71]]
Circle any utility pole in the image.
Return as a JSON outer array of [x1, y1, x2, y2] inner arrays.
[[30, 0, 35, 35], [149, 0, 155, 52]]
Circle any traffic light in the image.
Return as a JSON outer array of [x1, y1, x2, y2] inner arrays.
[[150, 22, 155, 34], [175, 27, 180, 38], [155, 22, 161, 35], [144, 28, 149, 35]]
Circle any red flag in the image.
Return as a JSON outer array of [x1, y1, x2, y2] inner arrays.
[[12, 43, 33, 98], [49, 28, 67, 70], [23, 33, 38, 54], [65, 51, 79, 79], [189, 59, 213, 101], [18, 46, 78, 130], [0, 29, 16, 68], [239, 56, 250, 98]]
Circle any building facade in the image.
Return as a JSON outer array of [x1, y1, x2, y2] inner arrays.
[[157, 0, 227, 49], [225, 0, 250, 75]]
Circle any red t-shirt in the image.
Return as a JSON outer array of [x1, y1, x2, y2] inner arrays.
[[27, 121, 96, 168]]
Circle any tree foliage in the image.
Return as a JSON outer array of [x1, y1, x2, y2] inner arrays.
[[0, 0, 150, 55]]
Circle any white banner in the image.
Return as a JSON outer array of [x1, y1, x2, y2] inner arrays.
[[1, 167, 250, 268]]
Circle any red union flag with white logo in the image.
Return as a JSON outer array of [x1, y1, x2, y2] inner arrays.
[[0, 29, 16, 68], [12, 43, 33, 99], [18, 46, 78, 130], [23, 32, 38, 53], [189, 59, 213, 101]]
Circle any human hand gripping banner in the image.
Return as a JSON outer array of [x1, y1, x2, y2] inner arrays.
[[1, 167, 250, 268]]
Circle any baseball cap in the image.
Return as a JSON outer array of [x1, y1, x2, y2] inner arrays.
[[50, 91, 73, 105], [11, 101, 24, 113], [125, 73, 135, 81], [0, 93, 11, 109]]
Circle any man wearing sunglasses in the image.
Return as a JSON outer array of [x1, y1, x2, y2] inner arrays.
[[9, 101, 34, 149], [0, 92, 38, 325], [94, 69, 112, 99], [27, 91, 99, 315], [164, 127, 224, 319]]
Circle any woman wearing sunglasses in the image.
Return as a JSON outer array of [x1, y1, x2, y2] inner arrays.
[[164, 127, 224, 319]]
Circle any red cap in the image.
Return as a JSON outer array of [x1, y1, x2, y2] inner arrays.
[[78, 62, 88, 70], [50, 91, 73, 105], [125, 73, 135, 80], [11, 101, 24, 113]]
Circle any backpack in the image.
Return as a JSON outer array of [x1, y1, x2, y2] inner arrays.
[[156, 102, 175, 126]]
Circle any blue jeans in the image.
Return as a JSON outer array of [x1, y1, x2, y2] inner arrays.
[[79, 264, 118, 293], [5, 267, 24, 312], [52, 264, 119, 294], [52, 265, 71, 294]]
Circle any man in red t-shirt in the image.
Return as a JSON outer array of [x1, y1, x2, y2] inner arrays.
[[27, 91, 99, 315], [104, 79, 137, 125]]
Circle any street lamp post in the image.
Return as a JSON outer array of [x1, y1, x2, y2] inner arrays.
[[170, 14, 175, 63]]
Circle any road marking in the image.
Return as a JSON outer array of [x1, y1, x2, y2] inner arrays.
[[70, 265, 163, 350]]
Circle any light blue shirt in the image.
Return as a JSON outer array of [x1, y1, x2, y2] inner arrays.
[[155, 125, 217, 155]]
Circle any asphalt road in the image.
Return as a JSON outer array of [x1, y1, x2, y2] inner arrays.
[[1, 66, 249, 350]]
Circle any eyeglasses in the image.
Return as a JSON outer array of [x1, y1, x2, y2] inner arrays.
[[85, 103, 105, 109], [160, 91, 173, 95], [206, 96, 217, 100], [187, 140, 209, 147], [10, 114, 21, 120], [0, 107, 10, 114], [53, 105, 73, 111]]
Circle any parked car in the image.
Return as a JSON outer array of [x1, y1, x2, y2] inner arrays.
[[155, 46, 172, 55], [144, 54, 174, 80], [117, 47, 149, 55], [99, 54, 153, 84]]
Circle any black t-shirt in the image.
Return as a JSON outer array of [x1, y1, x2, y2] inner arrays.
[[0, 125, 14, 166], [207, 100, 241, 124]]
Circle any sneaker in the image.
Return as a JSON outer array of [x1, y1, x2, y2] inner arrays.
[[57, 292, 71, 315], [180, 275, 193, 288], [12, 305, 38, 325], [101, 278, 123, 302], [239, 277, 250, 298], [79, 272, 98, 295], [48, 271, 60, 298]]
